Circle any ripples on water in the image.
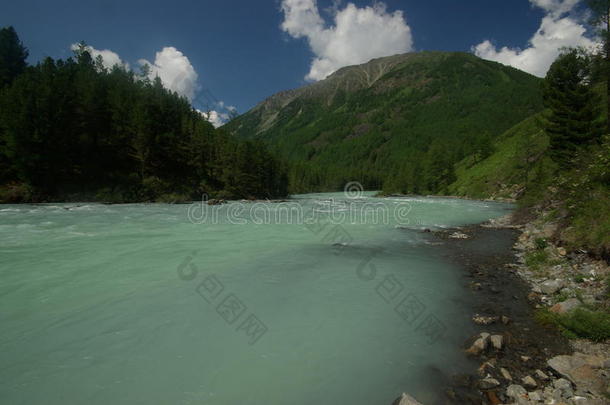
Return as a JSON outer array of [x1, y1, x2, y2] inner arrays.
[[0, 193, 512, 405]]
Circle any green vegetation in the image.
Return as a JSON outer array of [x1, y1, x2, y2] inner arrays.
[[542, 50, 603, 166], [450, 50, 610, 258], [573, 274, 586, 283], [534, 237, 548, 250], [525, 250, 549, 271], [226, 51, 543, 194], [0, 28, 288, 202], [536, 307, 610, 342]]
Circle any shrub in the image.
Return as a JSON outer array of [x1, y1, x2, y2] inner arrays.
[[536, 308, 610, 342], [526, 250, 549, 270], [535, 237, 548, 250], [573, 274, 586, 283]]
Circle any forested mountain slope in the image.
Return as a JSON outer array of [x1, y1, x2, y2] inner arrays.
[[225, 51, 544, 193]]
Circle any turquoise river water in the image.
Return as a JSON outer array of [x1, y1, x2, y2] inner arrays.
[[0, 193, 513, 404]]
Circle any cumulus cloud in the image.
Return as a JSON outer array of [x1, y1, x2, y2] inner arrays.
[[68, 43, 234, 118], [280, 0, 413, 81], [139, 47, 199, 101], [530, 0, 579, 16], [473, 0, 597, 77], [197, 109, 229, 128], [70, 43, 129, 70]]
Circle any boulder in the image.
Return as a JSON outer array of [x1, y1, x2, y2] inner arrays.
[[528, 390, 542, 401], [396, 393, 422, 405], [553, 378, 573, 398], [540, 279, 565, 295], [490, 335, 503, 350], [479, 378, 500, 390], [534, 369, 549, 381], [550, 298, 581, 314], [547, 353, 607, 397], [500, 367, 513, 381], [207, 199, 227, 206], [466, 333, 490, 356], [521, 375, 537, 388], [570, 398, 607, 405], [506, 384, 527, 400], [472, 314, 499, 325]]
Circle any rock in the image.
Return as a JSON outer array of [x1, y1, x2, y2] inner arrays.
[[506, 384, 528, 399], [473, 314, 499, 325], [396, 393, 423, 405], [485, 390, 502, 405], [501, 315, 511, 325], [501, 367, 513, 381], [528, 390, 542, 401], [479, 378, 501, 390], [553, 378, 572, 389], [558, 247, 567, 256], [490, 335, 503, 350], [554, 378, 573, 398], [548, 353, 607, 397], [466, 333, 490, 356], [534, 369, 549, 381], [449, 231, 469, 239], [542, 386, 562, 402], [550, 298, 581, 314], [570, 398, 607, 405], [207, 199, 227, 206], [521, 356, 531, 362], [521, 375, 537, 388], [540, 279, 565, 295], [478, 361, 495, 376]]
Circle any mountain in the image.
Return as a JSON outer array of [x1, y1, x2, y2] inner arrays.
[[225, 51, 544, 193]]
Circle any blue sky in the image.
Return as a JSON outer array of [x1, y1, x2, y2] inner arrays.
[[0, 0, 597, 125]]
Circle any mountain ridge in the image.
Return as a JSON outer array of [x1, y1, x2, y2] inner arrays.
[[225, 51, 545, 193]]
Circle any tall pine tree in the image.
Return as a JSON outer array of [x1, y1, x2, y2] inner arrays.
[[542, 50, 602, 166], [0, 26, 28, 88], [587, 0, 610, 134]]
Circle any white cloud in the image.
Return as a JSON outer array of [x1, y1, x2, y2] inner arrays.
[[217, 101, 237, 113], [280, 0, 414, 81], [68, 43, 234, 116], [197, 109, 229, 128], [473, 0, 597, 77], [139, 47, 199, 101], [70, 43, 129, 70], [529, 0, 579, 16]]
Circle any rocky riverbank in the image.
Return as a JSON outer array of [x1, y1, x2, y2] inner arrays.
[[394, 213, 610, 405]]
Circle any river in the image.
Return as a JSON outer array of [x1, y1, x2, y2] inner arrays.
[[0, 192, 513, 404]]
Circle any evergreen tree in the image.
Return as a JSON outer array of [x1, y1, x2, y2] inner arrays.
[[0, 28, 289, 202], [542, 50, 602, 166], [587, 0, 610, 133], [0, 26, 28, 88]]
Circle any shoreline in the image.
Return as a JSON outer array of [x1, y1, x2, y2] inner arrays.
[[393, 215, 609, 404]]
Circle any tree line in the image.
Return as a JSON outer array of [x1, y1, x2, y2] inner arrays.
[[0, 27, 288, 202]]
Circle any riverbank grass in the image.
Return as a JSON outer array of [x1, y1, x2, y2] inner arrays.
[[536, 307, 610, 342]]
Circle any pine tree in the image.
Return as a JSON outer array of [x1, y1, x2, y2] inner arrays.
[[0, 26, 28, 88], [587, 0, 610, 134], [542, 50, 602, 166]]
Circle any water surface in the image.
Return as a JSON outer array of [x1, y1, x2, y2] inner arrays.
[[0, 193, 512, 404]]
